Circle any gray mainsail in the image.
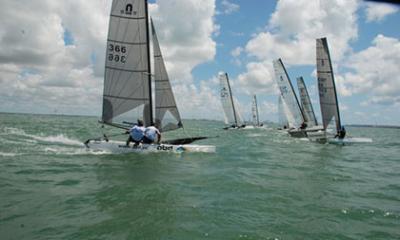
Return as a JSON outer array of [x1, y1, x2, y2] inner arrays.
[[273, 59, 305, 128], [316, 38, 341, 132], [252, 95, 260, 126], [102, 0, 152, 127], [296, 76, 318, 127], [219, 72, 242, 126], [151, 19, 182, 132]]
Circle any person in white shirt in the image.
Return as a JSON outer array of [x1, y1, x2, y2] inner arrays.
[[126, 119, 145, 146], [143, 124, 161, 144]]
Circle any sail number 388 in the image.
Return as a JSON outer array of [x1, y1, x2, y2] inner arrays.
[[108, 44, 126, 63]]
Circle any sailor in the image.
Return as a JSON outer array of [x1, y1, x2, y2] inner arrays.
[[300, 122, 307, 129], [335, 126, 346, 139], [143, 123, 161, 144], [126, 119, 145, 146]]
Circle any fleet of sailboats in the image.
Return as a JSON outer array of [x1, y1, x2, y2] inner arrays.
[[83, 0, 371, 153]]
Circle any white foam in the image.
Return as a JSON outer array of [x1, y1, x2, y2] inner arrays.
[[0, 151, 19, 157], [30, 134, 83, 146]]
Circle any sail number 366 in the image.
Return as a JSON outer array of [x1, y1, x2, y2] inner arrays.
[[108, 44, 126, 63]]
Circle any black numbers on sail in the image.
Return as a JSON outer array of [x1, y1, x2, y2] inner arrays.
[[108, 44, 126, 53], [108, 43, 127, 63], [108, 54, 126, 63]]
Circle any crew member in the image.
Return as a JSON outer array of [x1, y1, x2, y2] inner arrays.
[[126, 119, 145, 146], [143, 123, 161, 144]]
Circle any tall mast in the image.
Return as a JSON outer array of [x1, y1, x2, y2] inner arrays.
[[144, 0, 153, 125], [226, 73, 238, 126]]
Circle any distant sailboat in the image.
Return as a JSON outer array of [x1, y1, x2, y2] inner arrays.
[[219, 72, 245, 129], [296, 76, 318, 127], [309, 37, 371, 144], [273, 59, 307, 137], [251, 95, 263, 127], [84, 0, 215, 153]]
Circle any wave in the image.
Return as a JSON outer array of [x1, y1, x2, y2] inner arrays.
[[0, 151, 20, 157], [2, 127, 83, 146]]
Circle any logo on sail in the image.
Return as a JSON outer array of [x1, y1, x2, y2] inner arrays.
[[121, 3, 136, 15]]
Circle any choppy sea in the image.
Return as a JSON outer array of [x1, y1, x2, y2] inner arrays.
[[0, 112, 399, 239]]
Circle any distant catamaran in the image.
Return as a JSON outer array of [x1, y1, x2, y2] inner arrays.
[[251, 95, 263, 127], [84, 0, 214, 153], [273, 58, 307, 137], [219, 72, 245, 129], [308, 37, 372, 144], [296, 76, 318, 127]]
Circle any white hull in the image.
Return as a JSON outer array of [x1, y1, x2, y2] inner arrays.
[[85, 140, 216, 154], [307, 130, 373, 145]]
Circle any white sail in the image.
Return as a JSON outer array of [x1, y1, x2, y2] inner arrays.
[[252, 95, 260, 126], [219, 72, 242, 126], [273, 59, 305, 128], [102, 0, 152, 127], [316, 38, 341, 132], [151, 19, 182, 132], [278, 95, 288, 128], [296, 76, 318, 127]]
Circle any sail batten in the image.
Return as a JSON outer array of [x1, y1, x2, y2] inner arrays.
[[296, 77, 318, 127], [102, 0, 152, 126], [151, 19, 182, 132], [316, 38, 341, 132], [273, 59, 304, 128]]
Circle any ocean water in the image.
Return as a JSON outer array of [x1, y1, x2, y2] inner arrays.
[[0, 112, 399, 239]]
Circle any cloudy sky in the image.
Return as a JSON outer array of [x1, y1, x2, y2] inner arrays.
[[0, 0, 399, 125]]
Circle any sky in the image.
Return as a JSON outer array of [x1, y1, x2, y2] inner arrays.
[[0, 0, 399, 125]]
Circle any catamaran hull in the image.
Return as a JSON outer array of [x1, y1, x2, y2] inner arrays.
[[85, 140, 216, 154]]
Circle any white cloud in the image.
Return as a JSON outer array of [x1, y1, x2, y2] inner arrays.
[[234, 0, 360, 97], [0, 0, 219, 119], [246, 0, 359, 65], [219, 0, 240, 15], [342, 34, 400, 105], [365, 2, 399, 22]]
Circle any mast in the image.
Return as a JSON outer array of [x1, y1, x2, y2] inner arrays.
[[226, 73, 238, 126], [144, 0, 153, 125]]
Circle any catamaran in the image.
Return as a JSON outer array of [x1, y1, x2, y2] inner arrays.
[[307, 37, 371, 144], [273, 59, 307, 137], [219, 72, 246, 130], [84, 0, 215, 153], [251, 95, 263, 127]]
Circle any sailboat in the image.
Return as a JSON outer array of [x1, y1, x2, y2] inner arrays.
[[219, 72, 246, 129], [296, 77, 318, 127], [308, 37, 371, 144], [251, 95, 263, 127], [273, 59, 307, 137], [84, 0, 215, 153]]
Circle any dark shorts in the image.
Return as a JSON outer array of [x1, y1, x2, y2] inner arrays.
[[142, 136, 154, 144]]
